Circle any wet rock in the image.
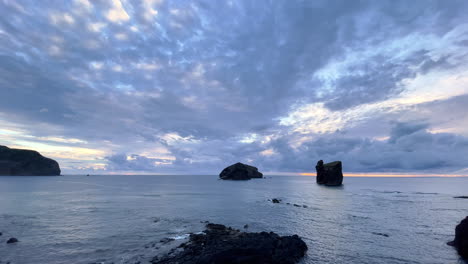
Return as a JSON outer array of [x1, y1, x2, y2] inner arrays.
[[244, 224, 249, 229], [293, 204, 301, 207], [0, 232, 2, 236], [315, 160, 343, 186], [6, 237, 18, 244], [153, 223, 308, 264], [0, 145, 61, 176], [219, 162, 263, 180], [160, 238, 175, 244], [272, 198, 281, 204], [448, 216, 468, 259], [372, 232, 389, 237], [454, 196, 468, 199]]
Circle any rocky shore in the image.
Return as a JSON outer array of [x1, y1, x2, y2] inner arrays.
[[152, 223, 307, 264]]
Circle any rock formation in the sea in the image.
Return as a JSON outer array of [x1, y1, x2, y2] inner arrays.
[[272, 198, 281, 203], [6, 237, 18, 244], [448, 216, 468, 259], [0, 145, 61, 176], [152, 223, 308, 264], [316, 160, 343, 186], [219, 162, 263, 180]]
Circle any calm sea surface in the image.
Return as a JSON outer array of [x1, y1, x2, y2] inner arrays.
[[0, 175, 467, 264]]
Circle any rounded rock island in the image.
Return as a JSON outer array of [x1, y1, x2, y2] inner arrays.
[[219, 162, 263, 180]]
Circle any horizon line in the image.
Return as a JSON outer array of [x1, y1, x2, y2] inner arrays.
[[62, 172, 468, 177]]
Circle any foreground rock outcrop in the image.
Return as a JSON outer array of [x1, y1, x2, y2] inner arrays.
[[219, 162, 263, 180], [448, 216, 468, 260], [0, 146, 61, 176], [153, 223, 307, 264], [316, 160, 343, 186]]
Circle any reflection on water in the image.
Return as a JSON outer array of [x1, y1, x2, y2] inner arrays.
[[0, 175, 467, 264]]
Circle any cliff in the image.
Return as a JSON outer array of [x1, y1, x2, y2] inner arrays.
[[0, 145, 61, 176]]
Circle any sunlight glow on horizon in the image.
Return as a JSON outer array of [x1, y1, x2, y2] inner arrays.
[[300, 172, 468, 177]]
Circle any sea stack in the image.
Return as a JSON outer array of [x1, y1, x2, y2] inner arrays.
[[315, 160, 343, 186], [219, 162, 263, 180], [448, 216, 468, 260], [0, 145, 61, 176]]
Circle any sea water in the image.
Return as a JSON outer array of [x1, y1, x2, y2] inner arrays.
[[0, 175, 467, 264]]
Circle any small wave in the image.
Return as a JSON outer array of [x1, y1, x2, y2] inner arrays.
[[170, 234, 190, 240], [374, 255, 420, 264], [1, 214, 38, 219], [430, 208, 465, 212], [141, 194, 162, 197], [170, 231, 203, 240], [165, 192, 212, 196], [349, 215, 370, 219], [381, 191, 403, 194]]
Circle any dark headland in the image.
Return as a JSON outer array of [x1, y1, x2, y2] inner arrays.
[[0, 145, 61, 176]]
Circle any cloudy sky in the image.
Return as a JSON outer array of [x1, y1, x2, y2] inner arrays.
[[1, 0, 468, 175]]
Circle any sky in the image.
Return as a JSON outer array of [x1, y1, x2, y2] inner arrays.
[[1, 0, 468, 175]]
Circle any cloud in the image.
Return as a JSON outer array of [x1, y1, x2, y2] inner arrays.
[[106, 0, 130, 23], [0, 0, 467, 174], [259, 121, 468, 173], [389, 121, 429, 143], [106, 153, 173, 172]]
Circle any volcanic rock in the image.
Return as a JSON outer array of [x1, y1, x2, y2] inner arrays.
[[448, 216, 468, 259], [219, 162, 263, 180], [372, 232, 389, 237], [6, 238, 18, 244], [153, 223, 307, 264], [0, 146, 60, 176], [316, 160, 343, 186]]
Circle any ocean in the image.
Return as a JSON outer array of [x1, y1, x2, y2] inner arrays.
[[0, 175, 467, 264]]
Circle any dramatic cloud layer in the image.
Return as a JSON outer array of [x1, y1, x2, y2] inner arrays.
[[1, 0, 468, 174]]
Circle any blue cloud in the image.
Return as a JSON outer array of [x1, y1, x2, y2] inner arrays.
[[0, 0, 467, 173]]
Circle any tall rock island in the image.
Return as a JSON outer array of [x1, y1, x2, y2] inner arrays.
[[315, 160, 343, 186], [219, 162, 263, 180], [0, 145, 61, 176]]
